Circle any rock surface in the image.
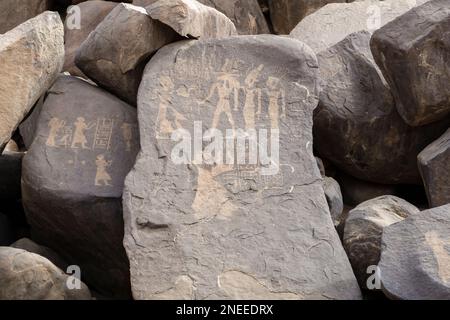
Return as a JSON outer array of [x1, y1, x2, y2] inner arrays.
[[22, 76, 139, 298], [0, 0, 50, 34], [0, 247, 91, 300], [290, 0, 430, 53], [343, 195, 419, 288], [418, 128, 450, 208], [63, 0, 118, 77], [123, 35, 361, 300], [371, 0, 450, 126], [133, 0, 270, 34], [0, 12, 64, 151], [379, 204, 450, 299], [269, 0, 347, 35], [314, 30, 450, 184], [75, 3, 179, 105], [323, 176, 344, 227], [146, 0, 237, 38]]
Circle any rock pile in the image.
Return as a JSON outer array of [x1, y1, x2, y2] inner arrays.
[[0, 0, 448, 300]]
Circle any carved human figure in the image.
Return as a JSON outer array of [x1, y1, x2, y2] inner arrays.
[[243, 65, 263, 130], [156, 76, 186, 138], [46, 118, 65, 147], [265, 77, 286, 129], [95, 154, 112, 186], [71, 117, 95, 149]]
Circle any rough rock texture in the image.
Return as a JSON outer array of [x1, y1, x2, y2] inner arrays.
[[22, 76, 139, 299], [323, 176, 344, 227], [418, 128, 450, 208], [0, 247, 91, 300], [379, 204, 450, 299], [146, 0, 237, 38], [314, 31, 450, 184], [11, 238, 69, 271], [63, 0, 118, 77], [269, 0, 347, 35], [124, 35, 361, 300], [75, 3, 179, 105], [343, 196, 419, 288], [0, 12, 64, 151], [290, 0, 430, 53], [0, 0, 50, 34], [371, 0, 450, 126], [133, 0, 270, 34], [0, 152, 23, 201], [19, 96, 45, 150]]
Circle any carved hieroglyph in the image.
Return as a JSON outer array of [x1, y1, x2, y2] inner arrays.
[[124, 35, 361, 300], [22, 76, 139, 298]]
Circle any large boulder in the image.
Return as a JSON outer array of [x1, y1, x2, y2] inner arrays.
[[379, 204, 450, 299], [63, 1, 118, 77], [323, 176, 344, 227], [0, 12, 64, 151], [133, 0, 270, 34], [314, 30, 450, 184], [418, 128, 450, 208], [0, 247, 91, 300], [343, 195, 419, 288], [268, 0, 347, 35], [123, 35, 361, 300], [75, 3, 179, 105], [22, 76, 139, 299], [289, 0, 430, 54], [146, 0, 237, 38], [371, 0, 450, 126], [0, 0, 50, 34]]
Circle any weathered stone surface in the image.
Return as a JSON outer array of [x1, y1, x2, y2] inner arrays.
[[371, 0, 450, 126], [343, 195, 419, 288], [269, 0, 347, 35], [134, 0, 270, 34], [3, 140, 19, 153], [146, 0, 237, 38], [323, 176, 344, 227], [0, 0, 50, 34], [0, 247, 91, 300], [418, 128, 450, 208], [75, 3, 179, 105], [63, 1, 118, 77], [0, 152, 23, 201], [22, 76, 139, 298], [379, 204, 450, 299], [11, 238, 69, 271], [290, 0, 429, 53], [314, 31, 450, 184], [19, 96, 45, 150], [124, 35, 361, 300], [0, 12, 64, 151]]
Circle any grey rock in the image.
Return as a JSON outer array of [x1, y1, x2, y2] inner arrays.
[[268, 0, 348, 35], [314, 30, 450, 184], [22, 76, 139, 299], [323, 176, 344, 227], [0, 247, 91, 300], [379, 204, 450, 299], [0, 0, 49, 34], [418, 128, 450, 207], [63, 1, 118, 78], [146, 0, 237, 38], [11, 238, 69, 271], [290, 0, 430, 54], [75, 3, 179, 105], [343, 195, 419, 288], [371, 0, 450, 126], [133, 0, 270, 34], [0, 12, 64, 151], [124, 35, 361, 300]]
